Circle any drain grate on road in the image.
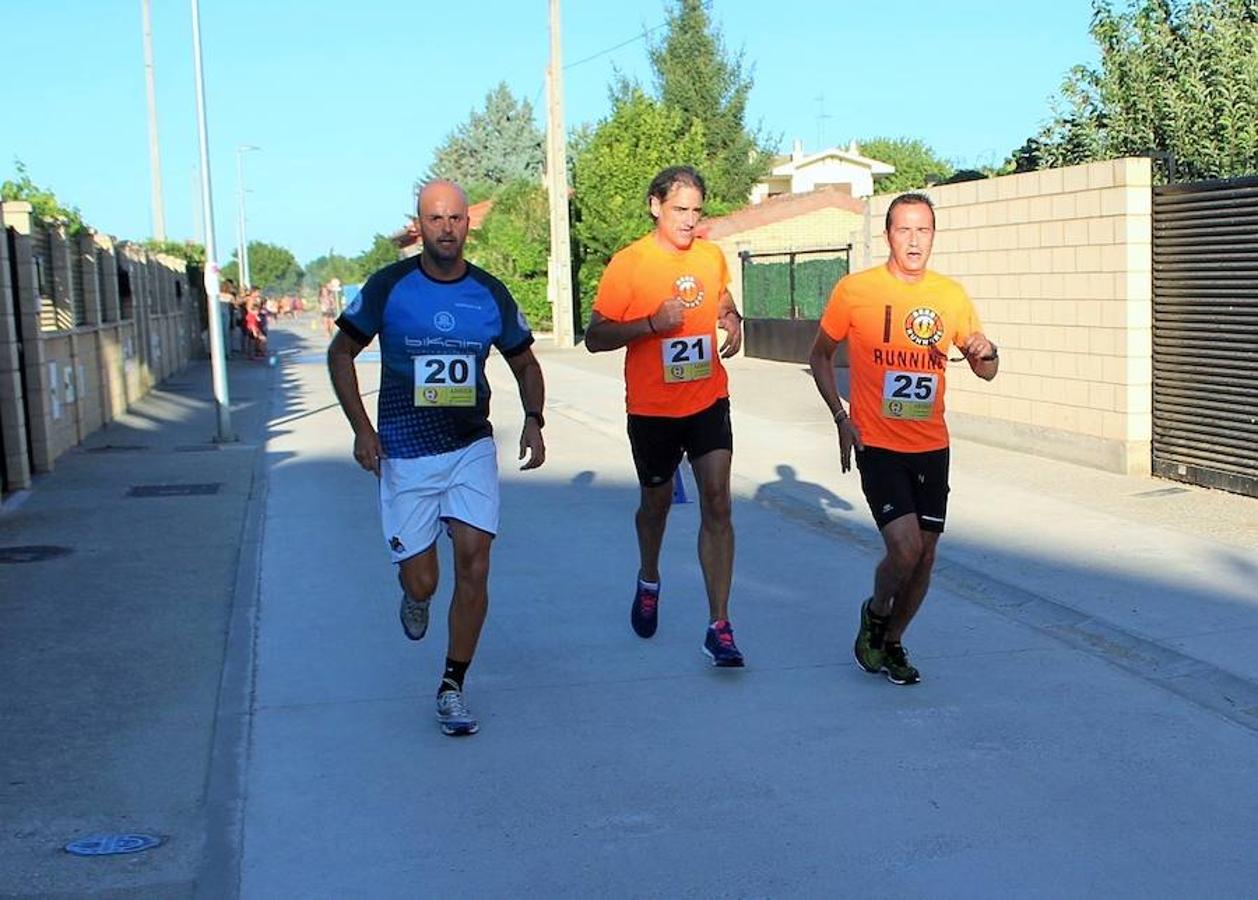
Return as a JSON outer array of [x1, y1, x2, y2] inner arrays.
[[87, 445, 150, 454], [174, 444, 222, 453], [127, 483, 221, 498], [64, 833, 164, 856], [0, 545, 73, 564]]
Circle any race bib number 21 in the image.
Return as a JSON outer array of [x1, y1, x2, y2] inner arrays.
[[661, 335, 713, 383], [414, 354, 476, 407]]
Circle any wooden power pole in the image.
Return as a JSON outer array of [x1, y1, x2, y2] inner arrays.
[[546, 0, 576, 346]]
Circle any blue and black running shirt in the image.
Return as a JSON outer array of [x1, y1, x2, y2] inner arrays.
[[336, 257, 534, 459]]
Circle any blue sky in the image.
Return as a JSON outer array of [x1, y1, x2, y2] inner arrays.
[[2, 1, 1098, 265]]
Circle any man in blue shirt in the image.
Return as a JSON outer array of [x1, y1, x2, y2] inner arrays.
[[328, 180, 546, 736]]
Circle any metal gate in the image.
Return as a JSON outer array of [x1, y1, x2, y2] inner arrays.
[[740, 246, 850, 364], [1151, 176, 1258, 497]]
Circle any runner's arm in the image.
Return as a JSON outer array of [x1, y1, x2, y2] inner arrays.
[[327, 330, 383, 476], [808, 330, 848, 421], [505, 346, 546, 470], [809, 329, 863, 473], [584, 298, 685, 352], [716, 290, 743, 357], [958, 332, 1000, 381]]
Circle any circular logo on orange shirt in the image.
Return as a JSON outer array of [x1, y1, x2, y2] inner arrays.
[[904, 307, 944, 346], [674, 275, 704, 309]]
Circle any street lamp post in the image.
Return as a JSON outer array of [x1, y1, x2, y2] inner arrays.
[[190, 0, 233, 442], [236, 144, 259, 290]]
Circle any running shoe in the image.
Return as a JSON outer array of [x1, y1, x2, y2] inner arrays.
[[631, 578, 660, 638], [881, 642, 921, 685], [854, 597, 887, 673], [436, 690, 479, 736], [703, 619, 745, 667], [398, 571, 429, 641]]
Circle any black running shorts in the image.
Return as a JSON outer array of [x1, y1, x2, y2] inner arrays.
[[855, 445, 950, 533], [626, 397, 733, 488]]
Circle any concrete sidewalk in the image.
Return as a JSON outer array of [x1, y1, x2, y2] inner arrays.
[[3, 316, 1257, 897], [0, 333, 280, 897]]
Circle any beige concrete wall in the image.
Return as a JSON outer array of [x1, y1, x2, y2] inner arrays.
[[869, 158, 1153, 475], [712, 206, 866, 312], [0, 201, 200, 484]]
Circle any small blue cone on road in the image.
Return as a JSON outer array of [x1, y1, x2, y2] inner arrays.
[[672, 467, 690, 504]]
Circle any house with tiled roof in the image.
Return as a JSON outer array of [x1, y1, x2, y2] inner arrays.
[[751, 139, 894, 203]]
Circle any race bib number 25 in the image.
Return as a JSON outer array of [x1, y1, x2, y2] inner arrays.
[[661, 335, 713, 383], [414, 354, 476, 407], [881, 371, 938, 419]]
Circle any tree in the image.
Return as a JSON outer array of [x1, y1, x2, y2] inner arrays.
[[467, 181, 552, 330], [222, 241, 302, 295], [571, 86, 707, 321], [1, 160, 87, 234], [648, 0, 772, 210], [857, 137, 955, 194], [426, 82, 545, 196], [303, 251, 362, 294], [1017, 0, 1258, 179], [354, 234, 399, 277]]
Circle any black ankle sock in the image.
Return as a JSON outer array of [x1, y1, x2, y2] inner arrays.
[[439, 658, 470, 695]]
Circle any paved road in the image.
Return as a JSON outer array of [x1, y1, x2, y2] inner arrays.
[[3, 317, 1257, 897]]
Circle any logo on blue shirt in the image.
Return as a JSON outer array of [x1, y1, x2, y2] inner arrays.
[[434, 311, 456, 332]]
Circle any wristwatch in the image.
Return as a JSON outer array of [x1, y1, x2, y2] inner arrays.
[[525, 410, 545, 429]]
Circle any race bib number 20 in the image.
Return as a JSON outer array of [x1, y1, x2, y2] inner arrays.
[[661, 335, 713, 383], [881, 370, 938, 419], [414, 354, 476, 407]]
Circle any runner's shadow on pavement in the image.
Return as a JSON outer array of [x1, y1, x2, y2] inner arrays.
[[753, 464, 853, 521]]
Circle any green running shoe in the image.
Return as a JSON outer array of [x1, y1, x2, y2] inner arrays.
[[881, 642, 921, 685], [854, 597, 887, 673]]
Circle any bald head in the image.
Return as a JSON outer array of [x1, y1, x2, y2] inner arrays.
[[416, 179, 470, 269], [417, 179, 469, 215]]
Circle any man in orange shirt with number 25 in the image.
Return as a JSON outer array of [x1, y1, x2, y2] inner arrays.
[[809, 192, 999, 685], [585, 165, 747, 668]]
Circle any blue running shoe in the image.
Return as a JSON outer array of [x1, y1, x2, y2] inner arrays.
[[703, 619, 745, 667], [631, 579, 659, 638]]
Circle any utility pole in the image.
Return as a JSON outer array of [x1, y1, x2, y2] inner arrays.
[[546, 0, 576, 347], [140, 0, 166, 240], [190, 0, 233, 442]]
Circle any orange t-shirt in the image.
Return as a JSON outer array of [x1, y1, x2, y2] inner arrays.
[[820, 265, 982, 453], [593, 234, 731, 417]]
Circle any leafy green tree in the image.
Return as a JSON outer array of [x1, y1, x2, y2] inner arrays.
[[857, 137, 955, 194], [648, 0, 772, 210], [354, 234, 399, 277], [222, 241, 302, 295], [467, 181, 552, 330], [1, 160, 87, 234], [304, 251, 363, 292], [571, 86, 707, 321], [426, 82, 545, 196], [1018, 0, 1258, 179]]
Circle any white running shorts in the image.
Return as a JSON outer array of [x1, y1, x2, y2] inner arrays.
[[378, 437, 499, 562]]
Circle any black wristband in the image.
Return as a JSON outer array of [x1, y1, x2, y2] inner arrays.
[[525, 410, 545, 429], [647, 315, 657, 334]]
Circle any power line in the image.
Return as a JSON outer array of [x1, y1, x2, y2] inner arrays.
[[532, 21, 666, 108]]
